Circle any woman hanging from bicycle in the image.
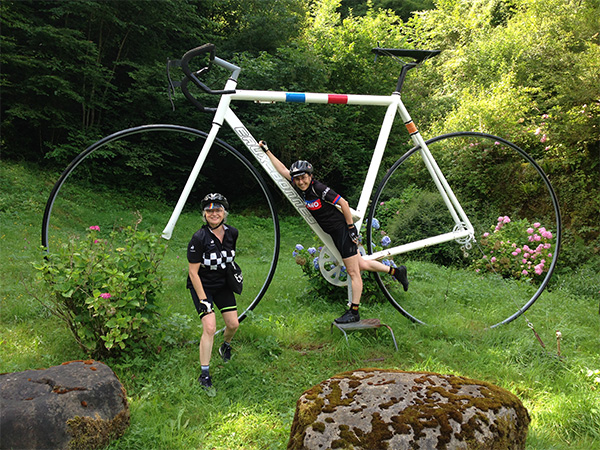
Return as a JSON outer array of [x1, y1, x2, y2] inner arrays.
[[258, 141, 409, 324], [187, 193, 239, 391]]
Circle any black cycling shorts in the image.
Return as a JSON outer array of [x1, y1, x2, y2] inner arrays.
[[190, 286, 237, 319], [328, 226, 358, 259]]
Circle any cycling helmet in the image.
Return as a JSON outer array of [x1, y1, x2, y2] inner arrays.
[[289, 160, 313, 179], [201, 193, 229, 211]]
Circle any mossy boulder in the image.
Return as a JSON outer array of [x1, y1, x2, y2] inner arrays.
[[288, 368, 530, 450], [1, 360, 129, 450]]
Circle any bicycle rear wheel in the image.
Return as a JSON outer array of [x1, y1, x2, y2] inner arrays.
[[367, 132, 561, 328], [42, 124, 280, 324]]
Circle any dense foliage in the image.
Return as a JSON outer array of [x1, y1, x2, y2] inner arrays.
[[2, 0, 598, 265]]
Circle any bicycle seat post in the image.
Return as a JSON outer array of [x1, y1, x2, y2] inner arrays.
[[395, 62, 417, 94]]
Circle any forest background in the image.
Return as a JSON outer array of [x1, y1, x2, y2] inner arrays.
[[2, 0, 599, 266]]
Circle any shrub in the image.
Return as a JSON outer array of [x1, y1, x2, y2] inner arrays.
[[34, 222, 167, 358], [291, 222, 397, 304], [471, 216, 556, 283]]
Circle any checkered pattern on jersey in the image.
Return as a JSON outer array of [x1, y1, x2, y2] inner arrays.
[[202, 249, 236, 270]]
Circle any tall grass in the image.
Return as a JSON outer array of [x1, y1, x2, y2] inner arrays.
[[1, 160, 599, 449]]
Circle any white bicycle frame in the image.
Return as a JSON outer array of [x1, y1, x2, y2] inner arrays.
[[162, 56, 475, 267]]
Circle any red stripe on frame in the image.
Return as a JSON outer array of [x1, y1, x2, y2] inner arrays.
[[328, 94, 348, 104]]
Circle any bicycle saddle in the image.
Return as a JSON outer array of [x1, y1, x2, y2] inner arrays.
[[372, 48, 441, 63]]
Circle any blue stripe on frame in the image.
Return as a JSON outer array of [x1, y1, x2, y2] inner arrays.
[[286, 93, 306, 103]]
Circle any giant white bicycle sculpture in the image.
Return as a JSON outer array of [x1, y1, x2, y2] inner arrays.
[[43, 44, 561, 328]]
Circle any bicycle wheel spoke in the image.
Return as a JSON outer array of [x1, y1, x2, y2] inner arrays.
[[42, 125, 279, 326], [368, 132, 561, 328]]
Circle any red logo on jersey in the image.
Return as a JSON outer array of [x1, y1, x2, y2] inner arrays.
[[305, 199, 322, 210]]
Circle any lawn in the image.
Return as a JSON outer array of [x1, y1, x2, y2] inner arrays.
[[1, 160, 599, 449]]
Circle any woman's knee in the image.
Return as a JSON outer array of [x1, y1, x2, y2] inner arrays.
[[201, 315, 217, 335], [223, 313, 239, 331]]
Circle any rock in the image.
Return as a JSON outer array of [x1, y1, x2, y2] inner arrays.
[[1, 360, 129, 450], [288, 368, 530, 450]]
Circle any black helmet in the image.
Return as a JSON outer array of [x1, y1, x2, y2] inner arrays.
[[289, 160, 313, 179], [201, 193, 229, 211]]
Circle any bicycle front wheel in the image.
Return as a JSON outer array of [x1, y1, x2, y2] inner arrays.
[[367, 132, 561, 328], [42, 124, 280, 324]]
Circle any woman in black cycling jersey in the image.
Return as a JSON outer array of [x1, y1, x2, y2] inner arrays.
[[259, 141, 409, 324], [187, 193, 239, 390]]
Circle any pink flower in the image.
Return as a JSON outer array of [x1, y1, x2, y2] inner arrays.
[[544, 243, 552, 249], [527, 228, 534, 234], [535, 266, 543, 275], [534, 235, 541, 241], [522, 270, 528, 275], [94, 239, 100, 244], [542, 231, 553, 239], [491, 257, 497, 263], [523, 245, 531, 252], [380, 202, 385, 206], [503, 216, 511, 223], [497, 216, 504, 222], [534, 128, 542, 135], [483, 232, 490, 237], [89, 225, 100, 231], [542, 114, 549, 119], [512, 251, 518, 256], [100, 293, 111, 299], [522, 259, 528, 264], [524, 253, 530, 258], [528, 236, 535, 242], [540, 134, 547, 143], [533, 222, 541, 228]]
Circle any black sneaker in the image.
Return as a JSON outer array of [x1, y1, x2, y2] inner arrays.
[[335, 309, 360, 324], [219, 342, 232, 362], [393, 265, 409, 292], [198, 374, 213, 389]]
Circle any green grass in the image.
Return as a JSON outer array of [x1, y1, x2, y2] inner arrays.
[[1, 160, 599, 449]]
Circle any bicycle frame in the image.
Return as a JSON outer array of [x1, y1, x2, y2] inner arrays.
[[162, 55, 475, 265]]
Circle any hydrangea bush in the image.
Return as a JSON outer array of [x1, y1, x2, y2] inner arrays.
[[471, 216, 556, 283], [35, 223, 167, 358], [292, 219, 397, 303]]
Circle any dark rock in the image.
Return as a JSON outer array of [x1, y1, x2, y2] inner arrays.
[[288, 368, 530, 450], [1, 360, 129, 450]]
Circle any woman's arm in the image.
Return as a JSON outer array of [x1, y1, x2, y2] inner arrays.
[[337, 197, 354, 226], [259, 141, 291, 181], [189, 262, 206, 299]]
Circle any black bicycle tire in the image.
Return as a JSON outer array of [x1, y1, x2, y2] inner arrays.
[[41, 124, 280, 324], [366, 131, 562, 328]]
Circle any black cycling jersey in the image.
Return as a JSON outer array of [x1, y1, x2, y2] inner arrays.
[[299, 179, 345, 234], [187, 224, 238, 290]]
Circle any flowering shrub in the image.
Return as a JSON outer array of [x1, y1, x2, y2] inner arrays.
[[471, 216, 555, 283], [291, 219, 397, 303], [35, 223, 167, 358]]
